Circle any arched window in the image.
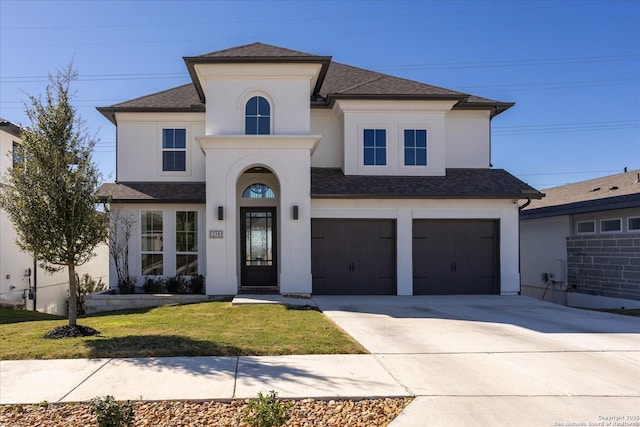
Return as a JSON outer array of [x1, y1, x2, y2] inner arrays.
[[242, 183, 275, 199], [245, 96, 270, 135]]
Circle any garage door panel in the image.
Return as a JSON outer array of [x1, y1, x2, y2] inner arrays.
[[413, 219, 499, 295], [312, 219, 396, 295]]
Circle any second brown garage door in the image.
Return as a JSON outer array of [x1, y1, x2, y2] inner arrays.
[[312, 219, 396, 295], [413, 219, 499, 295]]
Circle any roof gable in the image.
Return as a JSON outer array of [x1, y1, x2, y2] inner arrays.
[[98, 42, 513, 122]]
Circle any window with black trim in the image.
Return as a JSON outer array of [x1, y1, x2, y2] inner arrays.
[[363, 129, 386, 166], [162, 128, 186, 172], [141, 211, 163, 275], [176, 211, 198, 275], [245, 96, 270, 135], [404, 129, 427, 166]]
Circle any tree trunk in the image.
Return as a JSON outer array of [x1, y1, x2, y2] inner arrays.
[[68, 264, 77, 326]]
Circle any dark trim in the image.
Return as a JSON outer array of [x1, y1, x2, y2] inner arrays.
[[103, 199, 206, 204], [311, 193, 539, 200], [521, 193, 640, 219], [326, 93, 467, 107], [0, 120, 22, 137], [453, 100, 515, 118], [96, 106, 206, 125]]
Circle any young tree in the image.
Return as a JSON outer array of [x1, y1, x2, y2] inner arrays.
[[0, 65, 107, 329]]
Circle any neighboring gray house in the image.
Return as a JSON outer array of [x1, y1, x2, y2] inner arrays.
[[520, 169, 640, 308], [97, 42, 543, 297]]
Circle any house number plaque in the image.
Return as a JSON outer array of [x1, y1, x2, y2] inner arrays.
[[209, 230, 223, 239]]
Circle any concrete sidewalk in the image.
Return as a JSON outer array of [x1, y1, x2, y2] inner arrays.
[[0, 354, 409, 404]]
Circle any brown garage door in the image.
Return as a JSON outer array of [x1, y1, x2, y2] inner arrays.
[[413, 219, 499, 295], [312, 219, 396, 295]]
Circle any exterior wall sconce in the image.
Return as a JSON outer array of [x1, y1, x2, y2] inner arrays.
[[217, 206, 224, 221], [292, 205, 299, 220]]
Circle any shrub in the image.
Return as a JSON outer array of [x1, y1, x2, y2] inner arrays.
[[89, 395, 134, 427], [165, 275, 187, 294], [243, 390, 291, 427], [71, 274, 107, 314], [142, 277, 164, 294], [188, 274, 205, 294], [117, 276, 136, 295]]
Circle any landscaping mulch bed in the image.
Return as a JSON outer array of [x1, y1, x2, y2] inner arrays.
[[0, 397, 412, 426], [42, 325, 100, 339]]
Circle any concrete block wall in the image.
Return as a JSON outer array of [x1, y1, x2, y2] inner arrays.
[[567, 232, 640, 301]]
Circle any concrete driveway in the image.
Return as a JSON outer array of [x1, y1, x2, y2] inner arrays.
[[314, 295, 640, 427]]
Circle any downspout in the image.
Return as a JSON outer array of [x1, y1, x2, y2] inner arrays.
[[518, 197, 532, 211]]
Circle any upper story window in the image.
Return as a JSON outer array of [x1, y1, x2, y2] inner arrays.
[[245, 96, 271, 135], [404, 129, 427, 166], [242, 183, 275, 199], [363, 129, 386, 166], [162, 128, 186, 172], [12, 141, 25, 167]]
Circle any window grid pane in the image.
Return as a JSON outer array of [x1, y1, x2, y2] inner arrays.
[[364, 129, 386, 165], [245, 96, 271, 135], [629, 218, 640, 230], [162, 128, 187, 172], [176, 211, 198, 275], [404, 129, 428, 166], [141, 211, 163, 275], [601, 219, 621, 232]]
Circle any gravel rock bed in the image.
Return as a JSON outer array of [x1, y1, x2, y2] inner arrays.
[[0, 397, 412, 426]]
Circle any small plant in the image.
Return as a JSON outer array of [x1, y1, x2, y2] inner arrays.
[[188, 274, 205, 294], [165, 275, 187, 294], [142, 277, 164, 294], [89, 395, 134, 427], [117, 276, 137, 295], [243, 390, 291, 427]]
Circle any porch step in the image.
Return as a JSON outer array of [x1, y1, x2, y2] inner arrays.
[[231, 294, 317, 309]]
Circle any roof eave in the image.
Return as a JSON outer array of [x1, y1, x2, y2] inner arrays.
[[453, 100, 515, 118], [96, 106, 206, 125], [183, 55, 333, 103], [326, 93, 468, 108], [311, 192, 543, 200]]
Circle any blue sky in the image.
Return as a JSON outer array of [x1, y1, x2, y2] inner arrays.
[[1, 0, 638, 189]]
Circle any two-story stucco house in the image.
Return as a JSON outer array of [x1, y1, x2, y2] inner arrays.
[[97, 42, 542, 297]]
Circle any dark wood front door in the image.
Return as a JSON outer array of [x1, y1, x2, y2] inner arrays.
[[241, 208, 277, 287]]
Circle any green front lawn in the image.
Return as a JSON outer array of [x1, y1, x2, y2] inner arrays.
[[0, 302, 365, 360]]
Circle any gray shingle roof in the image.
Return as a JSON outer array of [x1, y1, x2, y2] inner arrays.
[[521, 169, 640, 218], [97, 169, 542, 202], [98, 42, 512, 123], [97, 182, 206, 203], [312, 168, 541, 199]]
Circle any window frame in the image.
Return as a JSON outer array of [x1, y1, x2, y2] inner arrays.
[[576, 220, 596, 234], [628, 217, 640, 231], [600, 218, 622, 233], [161, 128, 187, 173], [363, 128, 387, 166], [141, 210, 164, 276], [176, 211, 198, 276], [403, 129, 427, 166], [245, 95, 271, 135], [12, 141, 24, 167]]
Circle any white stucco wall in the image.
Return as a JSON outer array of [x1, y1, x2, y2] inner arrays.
[[445, 110, 491, 168], [312, 198, 522, 295], [519, 216, 570, 303], [197, 135, 319, 296], [115, 112, 206, 182], [310, 108, 342, 168], [334, 99, 457, 176]]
